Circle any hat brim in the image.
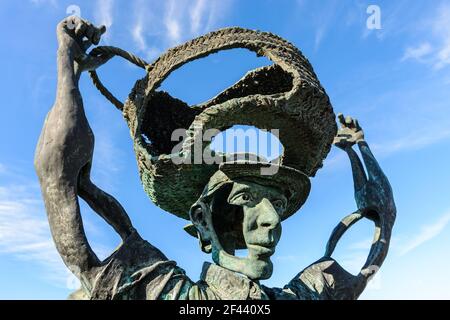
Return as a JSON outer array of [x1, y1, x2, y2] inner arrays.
[[218, 161, 311, 220], [183, 160, 310, 241]]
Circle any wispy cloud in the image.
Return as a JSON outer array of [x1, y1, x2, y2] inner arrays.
[[325, 125, 450, 170], [29, 0, 57, 7], [90, 127, 124, 192], [129, 0, 162, 61], [401, 42, 433, 62], [190, 0, 207, 35], [401, 3, 450, 70], [130, 0, 232, 58], [305, 0, 341, 51], [431, 4, 450, 69], [314, 26, 327, 51], [131, 13, 146, 52], [372, 127, 450, 156], [0, 179, 69, 286], [399, 210, 450, 256], [0, 164, 113, 290], [95, 0, 114, 41], [164, 0, 182, 45]]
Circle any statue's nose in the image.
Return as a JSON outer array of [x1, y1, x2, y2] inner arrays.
[[256, 198, 280, 230]]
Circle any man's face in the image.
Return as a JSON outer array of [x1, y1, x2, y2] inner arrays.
[[228, 180, 285, 260], [201, 179, 287, 280]]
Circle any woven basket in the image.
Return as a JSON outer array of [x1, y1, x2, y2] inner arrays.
[[122, 27, 337, 219]]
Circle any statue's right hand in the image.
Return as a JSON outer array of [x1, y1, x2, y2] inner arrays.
[[56, 16, 106, 59], [333, 113, 365, 150]]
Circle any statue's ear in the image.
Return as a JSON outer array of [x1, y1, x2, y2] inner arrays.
[[198, 231, 212, 253], [189, 204, 208, 229], [189, 202, 212, 253]]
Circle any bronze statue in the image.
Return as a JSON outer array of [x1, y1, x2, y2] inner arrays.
[[34, 17, 396, 300]]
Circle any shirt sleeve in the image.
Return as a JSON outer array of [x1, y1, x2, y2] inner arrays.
[[264, 257, 366, 300], [85, 231, 193, 300]]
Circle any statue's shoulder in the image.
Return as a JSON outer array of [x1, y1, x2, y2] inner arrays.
[[85, 232, 191, 300]]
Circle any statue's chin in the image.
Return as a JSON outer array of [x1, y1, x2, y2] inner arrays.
[[212, 248, 273, 280]]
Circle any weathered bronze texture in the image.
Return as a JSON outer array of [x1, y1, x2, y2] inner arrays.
[[34, 17, 396, 300]]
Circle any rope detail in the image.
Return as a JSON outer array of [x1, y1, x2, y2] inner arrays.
[[88, 46, 149, 111]]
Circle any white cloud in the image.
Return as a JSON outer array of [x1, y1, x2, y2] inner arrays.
[[90, 127, 124, 192], [399, 210, 450, 256], [164, 0, 182, 45], [29, 0, 57, 7], [372, 127, 450, 156], [0, 183, 69, 286], [431, 3, 450, 69], [435, 43, 450, 69], [306, 0, 340, 51], [401, 4, 450, 70], [95, 0, 114, 41], [0, 167, 113, 290], [129, 0, 161, 61], [130, 0, 232, 55], [132, 14, 147, 52], [323, 124, 450, 171], [401, 43, 433, 62], [314, 26, 326, 51], [190, 0, 207, 34]]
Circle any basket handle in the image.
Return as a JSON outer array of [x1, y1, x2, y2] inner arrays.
[[88, 46, 149, 111]]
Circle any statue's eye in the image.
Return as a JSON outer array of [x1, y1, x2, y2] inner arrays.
[[241, 193, 252, 201], [272, 199, 285, 211], [228, 192, 253, 205]]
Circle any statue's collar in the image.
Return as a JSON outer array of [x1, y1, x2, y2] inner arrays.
[[200, 262, 268, 300]]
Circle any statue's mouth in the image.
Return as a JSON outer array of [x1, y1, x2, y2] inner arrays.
[[247, 244, 275, 258], [213, 244, 275, 280]]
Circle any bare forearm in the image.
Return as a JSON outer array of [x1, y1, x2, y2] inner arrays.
[[55, 45, 85, 118], [344, 146, 367, 193], [357, 140, 385, 182], [78, 170, 135, 240], [57, 46, 77, 88]]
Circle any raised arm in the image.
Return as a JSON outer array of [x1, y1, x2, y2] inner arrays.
[[34, 17, 134, 283], [333, 114, 396, 273], [274, 114, 396, 300]]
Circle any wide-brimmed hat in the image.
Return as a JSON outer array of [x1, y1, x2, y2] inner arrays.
[[214, 160, 310, 220], [183, 157, 310, 240], [122, 27, 336, 220]]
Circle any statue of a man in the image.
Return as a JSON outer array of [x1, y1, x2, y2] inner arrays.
[[34, 17, 396, 300]]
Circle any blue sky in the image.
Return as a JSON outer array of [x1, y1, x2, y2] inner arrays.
[[1, 0, 450, 299]]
